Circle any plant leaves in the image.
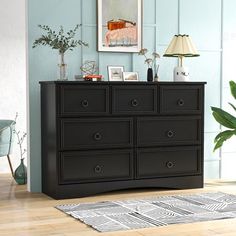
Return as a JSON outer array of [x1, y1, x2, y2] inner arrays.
[[211, 106, 236, 129], [214, 129, 235, 142], [213, 130, 236, 151], [230, 81, 236, 100], [32, 24, 88, 51], [211, 81, 236, 150]]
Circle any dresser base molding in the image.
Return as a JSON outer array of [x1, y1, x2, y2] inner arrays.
[[44, 175, 203, 199]]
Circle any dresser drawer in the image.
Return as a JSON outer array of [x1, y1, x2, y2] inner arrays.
[[60, 85, 109, 116], [59, 149, 133, 184], [137, 146, 201, 179], [60, 118, 133, 150], [137, 116, 201, 146], [159, 85, 203, 114], [112, 85, 157, 114]]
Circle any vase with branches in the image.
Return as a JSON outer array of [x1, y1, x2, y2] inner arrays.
[[13, 113, 27, 185], [138, 48, 160, 82], [32, 24, 88, 80]]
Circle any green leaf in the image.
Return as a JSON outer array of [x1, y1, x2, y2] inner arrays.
[[211, 106, 236, 129], [214, 138, 224, 151], [229, 102, 236, 112], [214, 130, 235, 142], [213, 130, 236, 151], [230, 81, 236, 100]]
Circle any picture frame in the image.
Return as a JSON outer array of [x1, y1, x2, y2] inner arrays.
[[97, 0, 142, 52], [107, 66, 124, 81], [123, 72, 139, 81]]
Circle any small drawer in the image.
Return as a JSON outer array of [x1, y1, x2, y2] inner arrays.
[[59, 149, 133, 184], [137, 146, 201, 179], [60, 118, 133, 150], [112, 85, 157, 114], [137, 116, 201, 146], [159, 85, 203, 114], [60, 85, 109, 116]]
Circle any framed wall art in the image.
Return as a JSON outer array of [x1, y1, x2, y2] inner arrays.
[[97, 0, 142, 52]]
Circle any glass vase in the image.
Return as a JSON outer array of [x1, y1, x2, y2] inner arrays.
[[154, 73, 159, 82], [14, 158, 27, 185], [58, 52, 68, 80]]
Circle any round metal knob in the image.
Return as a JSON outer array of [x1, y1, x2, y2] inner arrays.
[[167, 130, 174, 138], [166, 161, 174, 169], [94, 165, 102, 173], [131, 99, 139, 107], [177, 99, 185, 106], [81, 99, 89, 108], [94, 132, 102, 141]]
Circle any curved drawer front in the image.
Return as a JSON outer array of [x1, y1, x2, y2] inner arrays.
[[137, 146, 201, 179], [137, 116, 201, 146], [59, 149, 133, 184], [60, 85, 109, 116], [60, 118, 133, 150], [160, 85, 203, 114], [112, 85, 157, 114]]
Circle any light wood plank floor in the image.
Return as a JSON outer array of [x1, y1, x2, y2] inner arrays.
[[1, 174, 236, 236]]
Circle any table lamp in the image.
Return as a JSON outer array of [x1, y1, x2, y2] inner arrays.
[[163, 34, 200, 81]]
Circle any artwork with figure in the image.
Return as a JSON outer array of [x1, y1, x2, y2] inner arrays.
[[98, 0, 142, 52]]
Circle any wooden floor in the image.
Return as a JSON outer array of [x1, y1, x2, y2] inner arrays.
[[1, 175, 236, 236]]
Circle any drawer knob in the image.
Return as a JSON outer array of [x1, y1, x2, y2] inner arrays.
[[177, 99, 185, 106], [166, 161, 174, 169], [167, 130, 174, 138], [131, 99, 139, 107], [94, 165, 102, 173], [94, 132, 102, 141], [81, 99, 89, 108]]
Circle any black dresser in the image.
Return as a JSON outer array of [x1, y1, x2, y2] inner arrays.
[[40, 81, 206, 199]]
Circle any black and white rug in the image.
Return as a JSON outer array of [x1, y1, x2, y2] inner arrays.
[[56, 192, 236, 232]]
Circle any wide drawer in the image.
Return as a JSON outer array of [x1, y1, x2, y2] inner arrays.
[[137, 116, 201, 146], [112, 85, 157, 114], [137, 146, 201, 178], [159, 85, 203, 114], [59, 149, 133, 184], [60, 118, 133, 150], [59, 85, 109, 116]]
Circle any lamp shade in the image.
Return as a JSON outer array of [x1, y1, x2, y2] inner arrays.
[[163, 34, 200, 57]]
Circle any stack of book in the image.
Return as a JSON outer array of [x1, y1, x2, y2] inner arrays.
[[84, 75, 103, 81]]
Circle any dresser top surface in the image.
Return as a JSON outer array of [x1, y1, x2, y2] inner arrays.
[[39, 81, 207, 85]]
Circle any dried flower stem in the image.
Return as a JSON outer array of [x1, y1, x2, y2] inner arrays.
[[15, 131, 27, 160], [14, 113, 27, 160], [138, 48, 160, 69]]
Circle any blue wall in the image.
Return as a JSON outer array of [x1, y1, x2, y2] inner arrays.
[[28, 0, 227, 191]]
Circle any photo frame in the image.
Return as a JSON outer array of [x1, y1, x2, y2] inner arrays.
[[97, 0, 142, 52], [123, 72, 139, 81], [107, 66, 124, 81]]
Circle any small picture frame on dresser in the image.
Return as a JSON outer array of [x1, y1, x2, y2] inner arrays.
[[123, 72, 139, 81], [107, 66, 124, 81]]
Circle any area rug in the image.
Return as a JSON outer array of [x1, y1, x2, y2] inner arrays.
[[56, 192, 236, 232]]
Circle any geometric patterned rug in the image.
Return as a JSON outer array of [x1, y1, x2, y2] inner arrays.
[[56, 192, 236, 232]]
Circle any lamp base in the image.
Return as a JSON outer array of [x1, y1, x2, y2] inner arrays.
[[174, 66, 189, 82]]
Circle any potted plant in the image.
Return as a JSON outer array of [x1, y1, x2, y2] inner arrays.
[[32, 24, 88, 80], [211, 80, 236, 151]]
